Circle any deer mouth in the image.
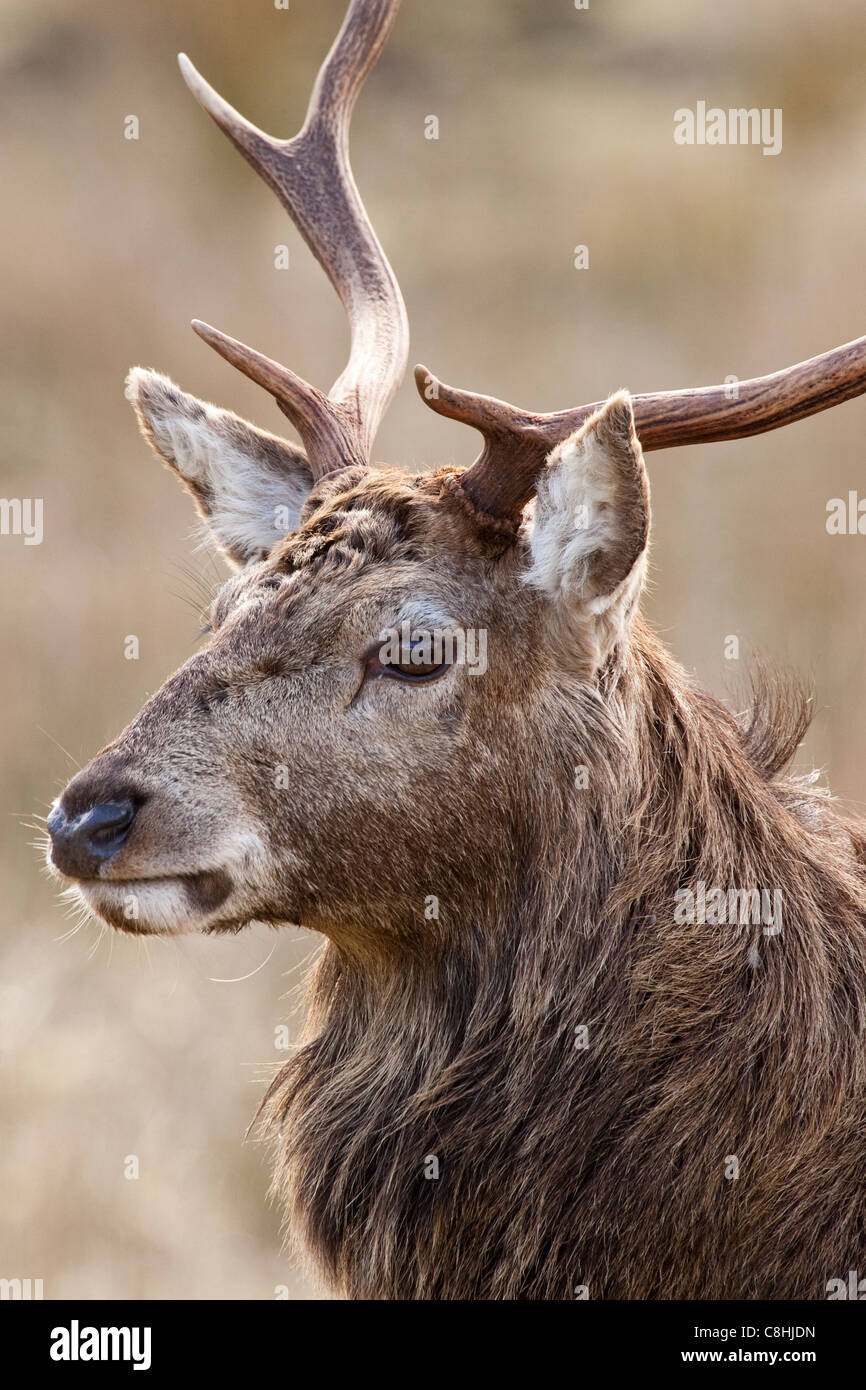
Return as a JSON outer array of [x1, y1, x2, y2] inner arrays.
[[69, 868, 235, 935]]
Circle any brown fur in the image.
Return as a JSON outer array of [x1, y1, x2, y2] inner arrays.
[[259, 608, 866, 1299], [50, 405, 866, 1300]]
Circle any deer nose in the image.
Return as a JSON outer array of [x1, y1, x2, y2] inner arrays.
[[47, 799, 138, 879]]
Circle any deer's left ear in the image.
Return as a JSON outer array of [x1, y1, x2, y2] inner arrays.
[[523, 391, 650, 667]]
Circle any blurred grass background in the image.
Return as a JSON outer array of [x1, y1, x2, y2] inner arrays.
[[1, 0, 865, 1298]]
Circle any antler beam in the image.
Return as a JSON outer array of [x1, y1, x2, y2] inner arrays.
[[416, 334, 866, 524], [180, 0, 408, 480]]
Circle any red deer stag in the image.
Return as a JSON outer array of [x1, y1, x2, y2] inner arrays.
[[47, 0, 866, 1299]]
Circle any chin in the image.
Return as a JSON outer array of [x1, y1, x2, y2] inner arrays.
[[57, 866, 242, 937]]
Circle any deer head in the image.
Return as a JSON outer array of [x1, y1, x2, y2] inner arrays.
[[47, 0, 866, 953]]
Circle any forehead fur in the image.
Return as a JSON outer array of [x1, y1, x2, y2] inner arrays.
[[271, 466, 515, 576], [208, 464, 531, 654]]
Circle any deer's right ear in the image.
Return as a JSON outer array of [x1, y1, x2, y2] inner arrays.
[[524, 392, 650, 669], [125, 368, 313, 568]]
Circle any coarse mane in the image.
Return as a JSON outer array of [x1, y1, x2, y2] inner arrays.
[[259, 620, 866, 1299]]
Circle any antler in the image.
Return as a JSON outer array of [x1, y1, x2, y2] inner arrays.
[[179, 0, 408, 481], [416, 335, 866, 527]]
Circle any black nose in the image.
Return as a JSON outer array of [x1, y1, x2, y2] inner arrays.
[[47, 799, 137, 879]]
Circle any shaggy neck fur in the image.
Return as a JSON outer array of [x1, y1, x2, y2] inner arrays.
[[262, 620, 866, 1299]]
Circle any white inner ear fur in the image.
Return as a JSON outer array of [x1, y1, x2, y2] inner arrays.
[[126, 368, 313, 565], [525, 441, 622, 610], [182, 427, 310, 562], [523, 391, 649, 664]]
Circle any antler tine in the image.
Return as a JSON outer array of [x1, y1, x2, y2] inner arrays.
[[179, 0, 408, 480], [413, 366, 555, 526], [190, 319, 361, 467], [416, 335, 866, 526]]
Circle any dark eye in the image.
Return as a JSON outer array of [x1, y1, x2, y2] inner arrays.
[[367, 637, 448, 685], [386, 652, 446, 682]]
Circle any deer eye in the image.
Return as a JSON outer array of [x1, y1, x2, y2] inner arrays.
[[385, 654, 447, 683], [366, 638, 448, 685]]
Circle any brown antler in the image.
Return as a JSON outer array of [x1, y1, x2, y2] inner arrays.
[[179, 0, 408, 481], [416, 334, 866, 527]]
